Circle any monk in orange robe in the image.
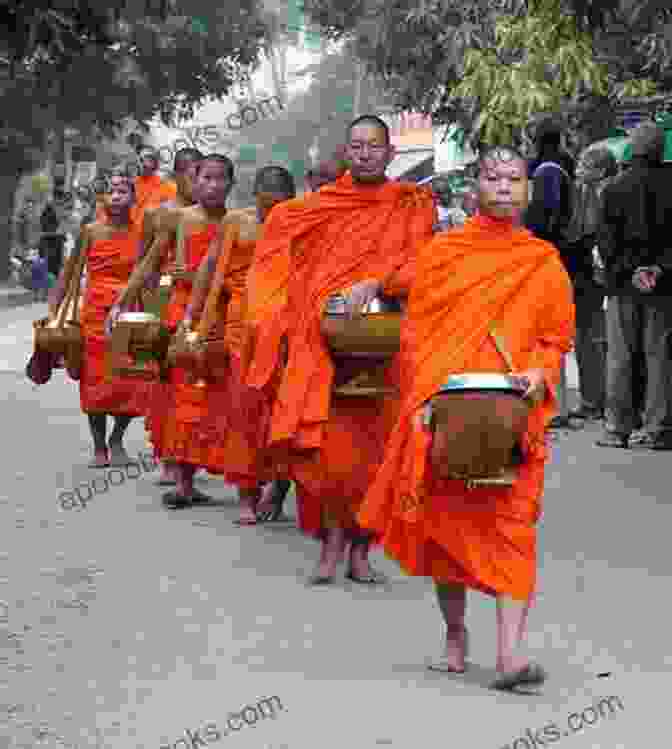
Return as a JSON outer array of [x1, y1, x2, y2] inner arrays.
[[245, 115, 435, 582], [357, 146, 575, 691], [49, 173, 152, 467], [133, 147, 177, 225], [186, 166, 297, 523], [110, 148, 204, 487], [133, 154, 237, 509], [254, 158, 347, 524]]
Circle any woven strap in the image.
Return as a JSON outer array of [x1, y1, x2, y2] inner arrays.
[[489, 324, 514, 373], [174, 219, 186, 269], [56, 246, 87, 328], [196, 222, 240, 340]]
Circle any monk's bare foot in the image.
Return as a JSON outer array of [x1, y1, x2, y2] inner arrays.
[[308, 540, 341, 584], [156, 462, 177, 486], [108, 443, 134, 467], [347, 543, 387, 584], [235, 505, 258, 526], [254, 484, 275, 517], [88, 450, 109, 468], [308, 561, 338, 584], [428, 627, 468, 673]]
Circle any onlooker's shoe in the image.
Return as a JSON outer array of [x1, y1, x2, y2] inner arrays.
[[627, 430, 672, 449], [595, 431, 629, 448]]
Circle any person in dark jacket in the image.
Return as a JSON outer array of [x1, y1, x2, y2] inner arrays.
[[525, 118, 575, 260], [39, 202, 66, 278], [596, 121, 672, 449], [564, 146, 618, 419], [525, 119, 576, 428]]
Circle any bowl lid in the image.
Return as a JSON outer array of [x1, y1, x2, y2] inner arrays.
[[438, 373, 526, 393], [117, 312, 159, 323]]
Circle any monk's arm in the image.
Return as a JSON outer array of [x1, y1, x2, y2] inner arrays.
[[381, 210, 435, 298], [48, 225, 88, 317], [184, 245, 219, 326], [529, 264, 576, 396]]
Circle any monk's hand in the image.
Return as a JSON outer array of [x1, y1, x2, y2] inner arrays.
[[105, 304, 121, 339], [518, 368, 546, 404], [342, 279, 382, 319], [633, 266, 662, 293]]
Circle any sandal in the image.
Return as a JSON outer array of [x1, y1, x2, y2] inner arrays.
[[307, 572, 335, 586], [233, 517, 257, 526], [345, 568, 388, 585], [491, 661, 547, 692], [161, 491, 192, 510], [190, 488, 212, 504]]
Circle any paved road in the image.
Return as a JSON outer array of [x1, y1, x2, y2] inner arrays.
[[1, 302, 667, 749]]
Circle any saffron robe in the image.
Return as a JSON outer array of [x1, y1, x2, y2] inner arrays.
[[150, 224, 219, 469], [80, 231, 152, 414], [245, 173, 435, 537], [357, 215, 575, 600], [132, 176, 176, 226], [194, 216, 262, 486]]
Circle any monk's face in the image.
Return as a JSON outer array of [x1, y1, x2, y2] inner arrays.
[[140, 151, 159, 177], [256, 191, 292, 221], [477, 156, 528, 221], [346, 124, 394, 183], [175, 160, 199, 203], [196, 160, 233, 210], [107, 176, 134, 218]]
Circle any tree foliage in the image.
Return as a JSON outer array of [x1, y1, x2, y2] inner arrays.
[[0, 0, 268, 279], [301, 0, 672, 147], [0, 1, 268, 164]]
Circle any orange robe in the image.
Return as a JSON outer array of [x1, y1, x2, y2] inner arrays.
[[132, 176, 176, 226], [80, 232, 152, 414], [150, 225, 219, 469], [245, 174, 435, 538], [197, 229, 262, 487], [357, 215, 575, 600]]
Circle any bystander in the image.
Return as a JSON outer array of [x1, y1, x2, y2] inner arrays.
[[564, 146, 618, 419], [596, 121, 672, 449]]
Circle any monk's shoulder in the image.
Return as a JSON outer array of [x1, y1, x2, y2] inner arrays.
[[223, 207, 256, 225], [151, 204, 181, 231], [178, 204, 205, 228], [225, 207, 259, 241]]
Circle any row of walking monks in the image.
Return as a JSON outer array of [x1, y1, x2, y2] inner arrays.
[[48, 119, 575, 691]]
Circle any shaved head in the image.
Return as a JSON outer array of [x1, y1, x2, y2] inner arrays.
[[477, 146, 528, 223], [253, 165, 296, 196], [478, 146, 526, 174]]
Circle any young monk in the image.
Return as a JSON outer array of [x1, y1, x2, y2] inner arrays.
[[138, 154, 238, 509], [357, 146, 575, 691], [255, 160, 348, 525], [49, 173, 152, 467], [109, 148, 204, 487], [133, 147, 177, 224], [244, 115, 436, 583], [185, 165, 297, 524]]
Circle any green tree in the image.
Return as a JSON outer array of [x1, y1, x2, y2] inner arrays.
[[301, 0, 672, 147], [0, 0, 268, 279]]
